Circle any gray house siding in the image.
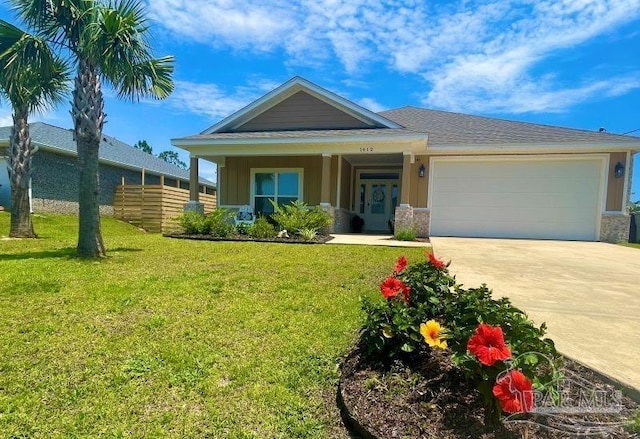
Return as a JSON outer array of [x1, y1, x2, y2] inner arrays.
[[30, 150, 161, 214]]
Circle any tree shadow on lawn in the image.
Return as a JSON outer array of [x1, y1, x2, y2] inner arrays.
[[0, 247, 143, 261]]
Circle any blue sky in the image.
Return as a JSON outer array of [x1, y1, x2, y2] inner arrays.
[[1, 1, 639, 200]]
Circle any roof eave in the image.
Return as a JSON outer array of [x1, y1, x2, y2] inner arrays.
[[173, 132, 428, 147], [427, 142, 640, 155], [173, 133, 429, 158], [24, 140, 214, 187]]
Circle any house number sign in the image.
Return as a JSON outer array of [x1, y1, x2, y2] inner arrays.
[[359, 147, 374, 152]]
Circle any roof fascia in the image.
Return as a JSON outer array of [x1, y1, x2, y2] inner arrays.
[[426, 142, 640, 155], [173, 132, 428, 147], [174, 136, 428, 158], [201, 77, 401, 134]]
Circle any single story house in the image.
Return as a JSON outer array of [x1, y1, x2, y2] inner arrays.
[[0, 122, 215, 214], [172, 76, 639, 242]]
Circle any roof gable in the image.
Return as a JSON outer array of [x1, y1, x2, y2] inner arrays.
[[203, 77, 401, 134], [233, 90, 372, 131]]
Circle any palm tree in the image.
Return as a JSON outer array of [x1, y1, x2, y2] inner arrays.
[[0, 20, 68, 238], [12, 0, 174, 257]]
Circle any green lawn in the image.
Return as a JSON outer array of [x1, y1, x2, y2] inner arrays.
[[620, 243, 640, 249], [0, 213, 427, 438]]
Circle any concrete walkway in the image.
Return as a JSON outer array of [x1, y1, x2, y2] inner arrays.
[[328, 234, 430, 247], [430, 237, 640, 392]]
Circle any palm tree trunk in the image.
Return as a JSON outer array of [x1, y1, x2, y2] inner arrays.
[[8, 109, 36, 238], [72, 59, 106, 257]]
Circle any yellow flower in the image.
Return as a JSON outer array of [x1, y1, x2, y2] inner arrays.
[[420, 320, 447, 349]]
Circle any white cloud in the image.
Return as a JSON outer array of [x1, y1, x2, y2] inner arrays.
[[146, 0, 295, 51], [166, 79, 277, 120], [148, 0, 640, 114], [356, 97, 387, 113]]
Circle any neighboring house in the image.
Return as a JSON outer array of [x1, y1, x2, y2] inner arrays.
[[172, 76, 640, 243], [0, 123, 215, 214]]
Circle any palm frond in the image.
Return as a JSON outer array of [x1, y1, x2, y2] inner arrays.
[[0, 19, 70, 112], [8, 0, 96, 49], [111, 55, 175, 101]]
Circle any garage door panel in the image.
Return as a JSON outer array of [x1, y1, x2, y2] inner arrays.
[[429, 158, 602, 241], [432, 205, 597, 223], [433, 176, 599, 194], [431, 219, 596, 240], [432, 191, 589, 210]]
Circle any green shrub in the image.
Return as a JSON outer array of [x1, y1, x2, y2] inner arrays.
[[394, 228, 416, 241], [235, 222, 251, 235], [177, 211, 209, 235], [177, 209, 234, 237], [270, 200, 331, 234], [298, 228, 317, 241], [205, 209, 234, 237], [248, 216, 277, 239]]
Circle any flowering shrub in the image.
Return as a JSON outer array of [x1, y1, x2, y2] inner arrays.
[[360, 251, 561, 426], [493, 369, 534, 414], [467, 323, 511, 367]]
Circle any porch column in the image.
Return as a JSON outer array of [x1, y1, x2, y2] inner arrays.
[[320, 153, 335, 233], [189, 156, 199, 202], [184, 156, 204, 214], [401, 152, 413, 206], [394, 152, 415, 236], [321, 153, 332, 206]]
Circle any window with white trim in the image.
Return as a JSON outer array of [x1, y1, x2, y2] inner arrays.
[[252, 169, 302, 215]]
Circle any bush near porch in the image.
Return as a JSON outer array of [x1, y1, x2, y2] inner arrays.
[[0, 213, 427, 438], [176, 200, 332, 241]]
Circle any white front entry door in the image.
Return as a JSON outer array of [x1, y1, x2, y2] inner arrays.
[[357, 179, 400, 232]]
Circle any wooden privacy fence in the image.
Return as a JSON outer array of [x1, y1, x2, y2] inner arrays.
[[113, 184, 216, 233]]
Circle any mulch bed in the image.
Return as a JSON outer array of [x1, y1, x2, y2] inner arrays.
[[338, 342, 639, 439], [164, 233, 334, 244]]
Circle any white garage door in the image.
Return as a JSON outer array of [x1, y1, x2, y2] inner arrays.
[[429, 157, 604, 241]]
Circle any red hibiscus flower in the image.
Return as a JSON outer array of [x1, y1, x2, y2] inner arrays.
[[493, 370, 534, 414], [427, 252, 446, 269], [394, 256, 407, 274], [380, 276, 411, 302], [467, 323, 511, 366]]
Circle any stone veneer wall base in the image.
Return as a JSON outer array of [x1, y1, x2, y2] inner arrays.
[[32, 198, 114, 216], [334, 208, 355, 233], [600, 213, 630, 243], [320, 204, 336, 234]]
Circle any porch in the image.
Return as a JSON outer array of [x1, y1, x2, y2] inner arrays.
[[185, 149, 429, 236]]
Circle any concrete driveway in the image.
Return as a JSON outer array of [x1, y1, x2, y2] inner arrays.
[[430, 237, 640, 392]]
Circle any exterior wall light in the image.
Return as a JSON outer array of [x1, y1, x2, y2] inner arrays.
[[615, 162, 625, 178], [418, 164, 426, 178]]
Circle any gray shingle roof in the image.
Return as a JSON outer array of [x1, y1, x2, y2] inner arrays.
[[379, 106, 640, 146], [0, 123, 214, 186], [180, 128, 419, 141]]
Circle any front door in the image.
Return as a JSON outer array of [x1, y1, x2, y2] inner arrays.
[[357, 177, 400, 232]]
